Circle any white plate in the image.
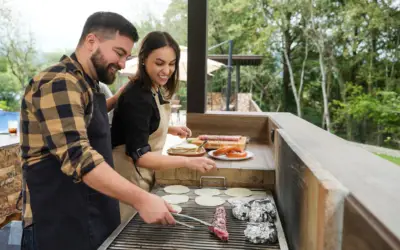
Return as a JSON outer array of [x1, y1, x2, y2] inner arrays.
[[208, 150, 254, 161]]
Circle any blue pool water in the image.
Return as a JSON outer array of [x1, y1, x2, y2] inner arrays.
[[0, 111, 20, 133]]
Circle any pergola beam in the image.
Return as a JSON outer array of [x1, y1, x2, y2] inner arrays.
[[187, 0, 208, 113]]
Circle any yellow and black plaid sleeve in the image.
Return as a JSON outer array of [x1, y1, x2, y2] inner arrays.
[[28, 73, 105, 181]]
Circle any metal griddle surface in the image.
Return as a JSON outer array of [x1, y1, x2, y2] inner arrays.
[[100, 187, 284, 250]]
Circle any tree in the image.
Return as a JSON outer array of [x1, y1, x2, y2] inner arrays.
[[131, 0, 400, 148], [163, 0, 188, 46], [0, 0, 39, 89]]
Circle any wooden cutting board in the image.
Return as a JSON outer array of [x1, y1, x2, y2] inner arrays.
[[187, 136, 247, 150]]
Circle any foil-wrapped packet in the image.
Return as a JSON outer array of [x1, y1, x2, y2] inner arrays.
[[248, 207, 269, 222], [232, 201, 251, 221], [248, 199, 277, 223], [244, 222, 278, 244]]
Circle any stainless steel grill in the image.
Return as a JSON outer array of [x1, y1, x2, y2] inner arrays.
[[99, 187, 288, 250]]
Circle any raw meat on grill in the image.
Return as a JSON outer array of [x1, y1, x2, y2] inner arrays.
[[209, 206, 229, 241], [198, 135, 241, 141], [244, 222, 278, 244]]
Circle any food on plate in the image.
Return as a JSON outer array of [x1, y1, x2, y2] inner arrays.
[[167, 143, 202, 155], [194, 188, 221, 196], [226, 150, 248, 158], [213, 146, 240, 156], [244, 222, 277, 244], [213, 146, 247, 158], [164, 185, 190, 194], [161, 195, 189, 204], [225, 188, 253, 197], [199, 135, 241, 141], [209, 206, 229, 241], [188, 135, 246, 150], [195, 196, 225, 206]]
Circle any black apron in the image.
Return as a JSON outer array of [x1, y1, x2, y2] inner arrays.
[[24, 91, 120, 250]]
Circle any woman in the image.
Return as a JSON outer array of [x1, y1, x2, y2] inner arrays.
[[111, 31, 216, 222]]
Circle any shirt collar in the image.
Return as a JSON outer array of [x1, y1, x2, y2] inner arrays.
[[60, 53, 100, 92]]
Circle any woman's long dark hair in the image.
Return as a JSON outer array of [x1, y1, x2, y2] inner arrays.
[[130, 31, 180, 99]]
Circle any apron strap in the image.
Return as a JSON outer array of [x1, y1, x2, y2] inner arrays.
[[130, 145, 151, 180]]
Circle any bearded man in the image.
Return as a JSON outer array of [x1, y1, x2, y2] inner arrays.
[[20, 11, 176, 250]]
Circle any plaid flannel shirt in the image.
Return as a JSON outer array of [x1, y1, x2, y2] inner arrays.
[[20, 54, 105, 227]]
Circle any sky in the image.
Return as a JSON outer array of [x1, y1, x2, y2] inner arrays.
[[8, 0, 171, 52]]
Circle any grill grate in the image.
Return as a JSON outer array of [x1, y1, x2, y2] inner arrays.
[[100, 187, 286, 250], [107, 207, 279, 250]]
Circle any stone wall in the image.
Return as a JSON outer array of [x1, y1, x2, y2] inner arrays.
[[0, 144, 21, 226], [237, 93, 251, 112]]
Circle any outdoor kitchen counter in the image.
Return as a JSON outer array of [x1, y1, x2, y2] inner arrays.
[[205, 144, 274, 171], [157, 142, 275, 191]]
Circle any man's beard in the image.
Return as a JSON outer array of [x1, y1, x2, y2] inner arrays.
[[90, 48, 120, 85]]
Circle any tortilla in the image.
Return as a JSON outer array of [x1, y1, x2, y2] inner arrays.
[[164, 185, 190, 194], [171, 204, 182, 214], [195, 196, 225, 207], [194, 188, 221, 196], [162, 195, 189, 204], [224, 188, 252, 197]]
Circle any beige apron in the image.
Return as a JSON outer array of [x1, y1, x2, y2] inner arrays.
[[113, 89, 171, 222]]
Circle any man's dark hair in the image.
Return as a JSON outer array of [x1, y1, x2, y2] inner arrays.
[[78, 12, 139, 45]]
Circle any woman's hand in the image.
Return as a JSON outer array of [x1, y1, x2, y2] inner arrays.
[[114, 82, 128, 100], [168, 126, 192, 138], [107, 82, 129, 111], [183, 157, 216, 173]]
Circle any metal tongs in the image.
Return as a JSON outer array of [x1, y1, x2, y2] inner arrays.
[[172, 213, 212, 232], [196, 140, 208, 152]]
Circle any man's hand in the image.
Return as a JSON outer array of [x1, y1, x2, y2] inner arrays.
[[136, 193, 176, 225], [83, 162, 176, 226], [184, 157, 216, 173], [168, 126, 192, 138]]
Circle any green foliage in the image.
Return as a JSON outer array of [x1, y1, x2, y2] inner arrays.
[[0, 0, 398, 149], [176, 81, 187, 110], [0, 57, 7, 72], [40, 50, 73, 70], [163, 0, 188, 46], [376, 153, 400, 166], [0, 73, 21, 111], [332, 83, 400, 147]]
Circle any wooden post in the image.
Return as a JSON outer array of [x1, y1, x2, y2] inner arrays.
[[187, 0, 208, 113]]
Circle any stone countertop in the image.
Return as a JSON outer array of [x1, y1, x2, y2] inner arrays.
[[0, 134, 19, 149]]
